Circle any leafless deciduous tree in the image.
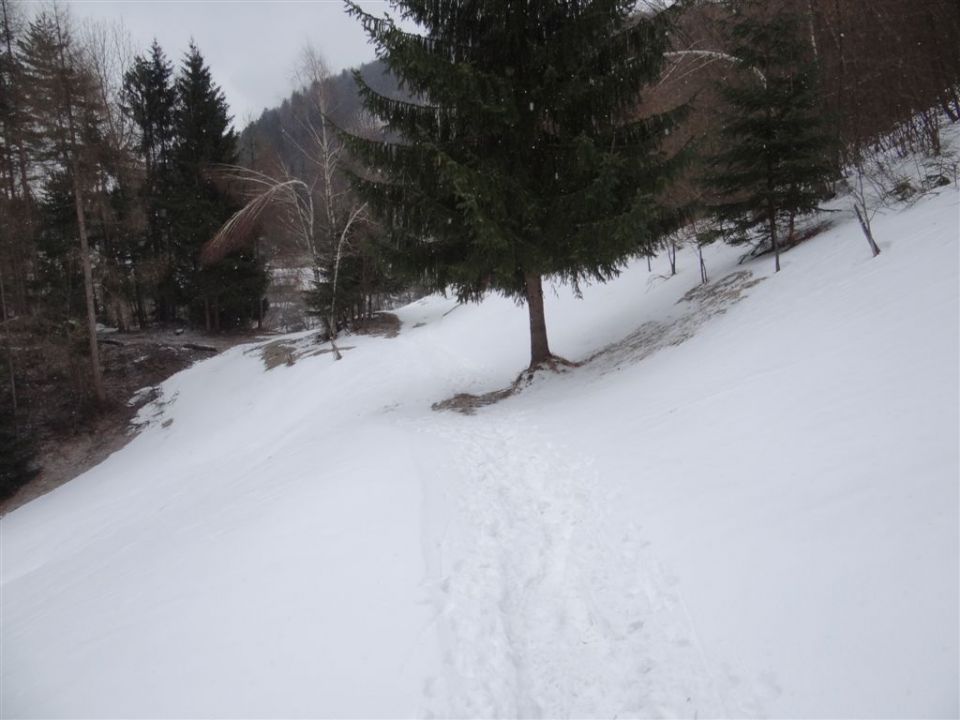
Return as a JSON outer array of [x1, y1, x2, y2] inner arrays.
[[28, 4, 109, 403], [850, 160, 882, 258], [206, 46, 372, 358]]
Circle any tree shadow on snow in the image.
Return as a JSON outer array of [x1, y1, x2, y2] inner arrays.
[[432, 270, 765, 415]]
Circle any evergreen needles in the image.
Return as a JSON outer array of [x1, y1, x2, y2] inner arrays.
[[705, 1, 836, 272], [344, 0, 685, 367]]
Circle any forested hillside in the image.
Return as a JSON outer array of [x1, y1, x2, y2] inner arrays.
[[239, 59, 404, 174]]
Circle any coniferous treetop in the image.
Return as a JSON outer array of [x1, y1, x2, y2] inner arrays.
[[344, 0, 686, 300], [122, 40, 176, 170], [174, 41, 236, 169]]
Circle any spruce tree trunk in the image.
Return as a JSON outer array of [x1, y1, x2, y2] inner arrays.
[[5, 338, 17, 435], [524, 271, 551, 368], [2, 144, 16, 200], [16, 145, 29, 202], [0, 255, 7, 321], [764, 101, 780, 274], [133, 271, 147, 329]]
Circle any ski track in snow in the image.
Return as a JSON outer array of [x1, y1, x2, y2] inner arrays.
[[415, 411, 740, 719]]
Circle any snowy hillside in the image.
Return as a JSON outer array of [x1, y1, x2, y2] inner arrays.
[[2, 173, 957, 716]]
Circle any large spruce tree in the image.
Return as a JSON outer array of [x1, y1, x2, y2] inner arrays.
[[345, 0, 682, 368], [122, 40, 177, 321], [169, 42, 265, 330], [706, 1, 835, 272]]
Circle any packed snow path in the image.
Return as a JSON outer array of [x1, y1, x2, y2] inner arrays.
[[418, 413, 729, 717]]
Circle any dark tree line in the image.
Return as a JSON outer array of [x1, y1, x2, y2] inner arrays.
[[636, 0, 958, 274], [1, 5, 265, 336], [663, 0, 959, 158], [808, 0, 959, 158], [120, 39, 266, 332], [0, 0, 265, 498]]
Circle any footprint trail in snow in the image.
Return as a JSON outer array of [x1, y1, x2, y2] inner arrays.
[[417, 412, 731, 718]]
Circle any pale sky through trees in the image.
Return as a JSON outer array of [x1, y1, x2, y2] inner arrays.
[[62, 0, 391, 128]]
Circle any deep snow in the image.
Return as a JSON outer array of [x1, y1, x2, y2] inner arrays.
[[2, 163, 957, 717]]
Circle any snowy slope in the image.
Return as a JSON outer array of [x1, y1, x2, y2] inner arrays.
[[2, 170, 957, 716]]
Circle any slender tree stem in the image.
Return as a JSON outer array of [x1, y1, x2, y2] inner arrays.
[[54, 14, 105, 404], [524, 272, 551, 368]]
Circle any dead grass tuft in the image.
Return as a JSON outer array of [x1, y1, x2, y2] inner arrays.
[[260, 341, 298, 370], [352, 312, 401, 338]]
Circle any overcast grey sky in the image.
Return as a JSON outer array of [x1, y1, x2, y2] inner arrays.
[[61, 0, 393, 128]]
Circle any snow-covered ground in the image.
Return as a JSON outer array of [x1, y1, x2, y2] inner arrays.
[[2, 166, 957, 716]]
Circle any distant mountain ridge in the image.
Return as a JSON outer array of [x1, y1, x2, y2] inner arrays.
[[239, 59, 405, 172]]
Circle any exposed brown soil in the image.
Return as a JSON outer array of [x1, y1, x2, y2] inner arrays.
[[352, 312, 401, 338], [259, 340, 299, 370], [7, 415, 135, 514], [255, 339, 354, 370], [433, 355, 577, 415], [255, 313, 400, 371], [432, 386, 517, 415], [1, 328, 265, 516], [584, 269, 764, 373]]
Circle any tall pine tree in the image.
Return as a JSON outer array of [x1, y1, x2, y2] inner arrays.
[[169, 42, 265, 330], [122, 40, 177, 322], [706, 1, 835, 272], [123, 41, 176, 176], [345, 0, 683, 369]]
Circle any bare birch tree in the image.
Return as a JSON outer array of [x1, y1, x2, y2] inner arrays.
[[206, 46, 371, 358], [850, 159, 882, 258]]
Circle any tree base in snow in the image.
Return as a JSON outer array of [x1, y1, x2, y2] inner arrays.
[[523, 354, 578, 374], [433, 355, 578, 415]]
